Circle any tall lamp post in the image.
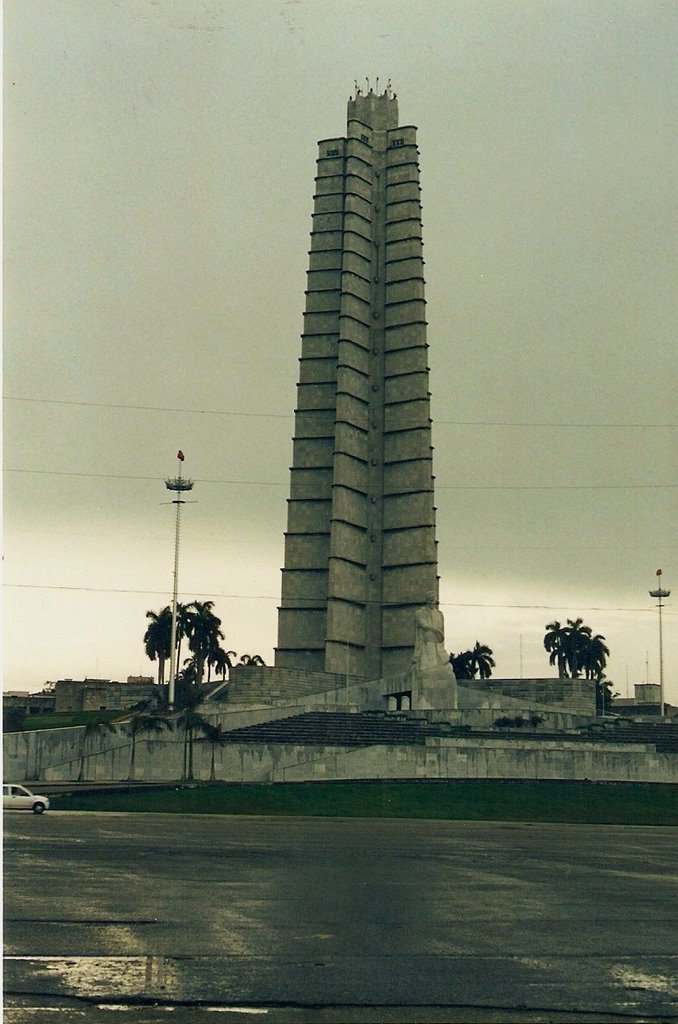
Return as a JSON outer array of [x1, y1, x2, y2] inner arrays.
[[649, 569, 670, 721], [166, 451, 194, 710]]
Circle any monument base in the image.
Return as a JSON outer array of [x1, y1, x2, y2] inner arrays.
[[378, 663, 458, 712], [216, 660, 459, 715], [412, 662, 458, 711]]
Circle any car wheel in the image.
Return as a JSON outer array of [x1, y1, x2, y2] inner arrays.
[[32, 802, 46, 814]]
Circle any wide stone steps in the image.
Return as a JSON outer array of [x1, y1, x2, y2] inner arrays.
[[218, 713, 678, 754], [592, 723, 678, 753], [221, 712, 453, 747]]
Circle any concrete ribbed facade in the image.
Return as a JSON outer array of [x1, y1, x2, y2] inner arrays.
[[276, 89, 438, 680]]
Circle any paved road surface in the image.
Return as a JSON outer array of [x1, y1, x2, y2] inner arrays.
[[4, 812, 678, 1022]]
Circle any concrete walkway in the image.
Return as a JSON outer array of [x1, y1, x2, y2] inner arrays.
[[4, 813, 678, 1022]]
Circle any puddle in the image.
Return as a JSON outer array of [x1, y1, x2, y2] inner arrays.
[[610, 964, 678, 996], [6, 955, 181, 999], [96, 1009, 267, 1015]]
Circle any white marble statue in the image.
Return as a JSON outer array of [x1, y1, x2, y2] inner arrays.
[[412, 594, 449, 671], [410, 593, 458, 711]]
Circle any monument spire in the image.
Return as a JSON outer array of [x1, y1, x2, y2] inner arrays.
[[276, 90, 438, 680]]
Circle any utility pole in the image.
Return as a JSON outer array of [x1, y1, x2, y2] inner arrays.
[[165, 451, 194, 710], [649, 569, 670, 721]]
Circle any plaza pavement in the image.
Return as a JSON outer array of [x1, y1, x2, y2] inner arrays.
[[3, 811, 678, 1022]]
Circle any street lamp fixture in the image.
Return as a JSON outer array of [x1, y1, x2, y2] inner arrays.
[[165, 451, 194, 710], [649, 569, 670, 721]]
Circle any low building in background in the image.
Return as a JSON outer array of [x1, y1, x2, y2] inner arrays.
[[611, 683, 677, 720], [53, 677, 158, 714], [3, 691, 57, 715]]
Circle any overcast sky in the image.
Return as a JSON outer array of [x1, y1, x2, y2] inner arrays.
[[4, 0, 676, 701]]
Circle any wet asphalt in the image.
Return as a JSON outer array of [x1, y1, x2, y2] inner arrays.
[[3, 811, 678, 1022]]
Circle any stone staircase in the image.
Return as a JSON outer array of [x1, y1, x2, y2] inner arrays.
[[221, 711, 461, 747], [581, 721, 678, 753], [218, 711, 678, 757]]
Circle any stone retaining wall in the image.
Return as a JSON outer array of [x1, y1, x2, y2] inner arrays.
[[464, 678, 597, 716], [5, 722, 677, 786], [225, 666, 362, 703]]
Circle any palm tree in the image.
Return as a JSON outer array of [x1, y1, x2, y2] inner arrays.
[[126, 713, 169, 781], [544, 620, 568, 678], [596, 677, 618, 715], [562, 618, 593, 678], [211, 647, 236, 681], [545, 618, 611, 684], [144, 604, 191, 685], [178, 656, 198, 683], [450, 650, 474, 679], [469, 642, 495, 679], [199, 721, 227, 781], [174, 657, 198, 710], [238, 654, 266, 666], [171, 680, 200, 779], [185, 600, 225, 686], [143, 607, 172, 684], [582, 633, 610, 681], [205, 641, 236, 683], [177, 705, 211, 781], [76, 720, 118, 781], [174, 602, 191, 673]]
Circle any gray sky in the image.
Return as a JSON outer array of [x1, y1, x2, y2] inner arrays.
[[4, 0, 677, 700]]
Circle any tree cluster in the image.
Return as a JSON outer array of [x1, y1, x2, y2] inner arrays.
[[544, 617, 616, 714], [543, 618, 609, 680], [449, 642, 495, 680], [143, 601, 265, 691]]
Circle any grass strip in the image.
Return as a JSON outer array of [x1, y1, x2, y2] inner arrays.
[[52, 779, 678, 825], [23, 710, 124, 731]]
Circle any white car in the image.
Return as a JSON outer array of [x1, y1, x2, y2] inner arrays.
[[3, 784, 50, 814]]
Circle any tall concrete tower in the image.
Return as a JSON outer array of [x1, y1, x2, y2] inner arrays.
[[276, 86, 438, 680]]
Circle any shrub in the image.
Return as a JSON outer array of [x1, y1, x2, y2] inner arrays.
[[3, 707, 26, 733]]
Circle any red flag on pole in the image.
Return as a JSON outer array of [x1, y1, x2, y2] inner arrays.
[[656, 569, 662, 576], [177, 451, 185, 462]]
